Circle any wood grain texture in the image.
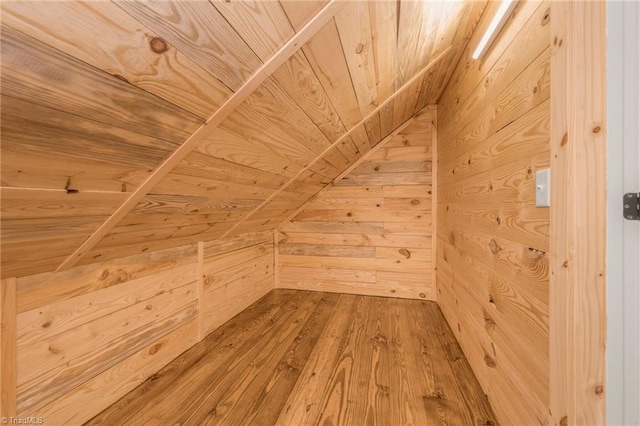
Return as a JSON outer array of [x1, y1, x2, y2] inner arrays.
[[9, 231, 274, 423], [51, 1, 346, 273], [280, 0, 329, 32], [1, 1, 232, 119], [211, 1, 294, 62], [15, 243, 196, 315], [2, 0, 471, 279], [279, 109, 435, 300], [113, 0, 262, 92], [89, 290, 497, 425], [12, 243, 198, 422], [303, 19, 363, 128], [271, 51, 354, 152], [220, 49, 448, 242], [334, 1, 378, 117], [0, 25, 202, 142], [436, 1, 551, 424], [201, 236, 275, 336], [549, 2, 607, 424], [428, 106, 439, 303], [0, 278, 17, 419]]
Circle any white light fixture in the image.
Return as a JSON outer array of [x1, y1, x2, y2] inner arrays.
[[472, 0, 518, 60]]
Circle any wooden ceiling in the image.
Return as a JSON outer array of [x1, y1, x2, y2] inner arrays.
[[1, 0, 486, 278]]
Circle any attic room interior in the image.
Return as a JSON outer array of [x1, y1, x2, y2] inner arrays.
[[0, 0, 624, 424]]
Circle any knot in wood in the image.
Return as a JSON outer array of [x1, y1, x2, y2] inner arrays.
[[399, 248, 411, 259], [483, 309, 496, 332], [594, 384, 604, 397], [489, 239, 501, 255], [541, 8, 551, 26], [148, 342, 164, 355], [150, 37, 169, 54], [370, 332, 388, 346], [483, 354, 497, 368], [355, 43, 364, 54]]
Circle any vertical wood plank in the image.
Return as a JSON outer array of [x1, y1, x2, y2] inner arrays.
[[273, 229, 280, 289], [549, 2, 607, 424], [549, 3, 569, 424], [334, 1, 378, 117], [368, 1, 397, 101], [303, 20, 363, 128], [429, 106, 438, 300], [197, 241, 205, 341], [0, 278, 17, 418]]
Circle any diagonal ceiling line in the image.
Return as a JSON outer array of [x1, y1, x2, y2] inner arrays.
[[218, 46, 452, 239], [276, 114, 420, 231], [55, 0, 347, 272]]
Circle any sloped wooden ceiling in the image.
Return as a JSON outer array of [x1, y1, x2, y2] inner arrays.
[[1, 0, 486, 278]]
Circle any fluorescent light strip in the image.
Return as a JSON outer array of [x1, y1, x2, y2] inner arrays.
[[472, 0, 517, 60]]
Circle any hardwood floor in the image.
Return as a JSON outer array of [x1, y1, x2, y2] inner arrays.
[[88, 290, 497, 425]]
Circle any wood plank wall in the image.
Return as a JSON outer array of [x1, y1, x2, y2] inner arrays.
[[201, 232, 274, 336], [436, 1, 550, 424], [1, 1, 485, 278], [549, 2, 606, 424], [277, 108, 435, 300], [0, 232, 274, 424]]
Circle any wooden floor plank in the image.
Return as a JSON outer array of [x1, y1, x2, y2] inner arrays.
[[89, 290, 496, 425]]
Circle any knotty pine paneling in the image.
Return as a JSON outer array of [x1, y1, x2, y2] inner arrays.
[[436, 2, 551, 424], [278, 109, 435, 300], [112, 0, 262, 92], [14, 244, 199, 424], [1, 1, 232, 119], [0, 21, 200, 279], [201, 231, 275, 335], [1, 278, 17, 419], [8, 231, 276, 424], [1, 1, 481, 277]]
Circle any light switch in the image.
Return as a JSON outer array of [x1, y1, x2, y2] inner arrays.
[[535, 168, 550, 207]]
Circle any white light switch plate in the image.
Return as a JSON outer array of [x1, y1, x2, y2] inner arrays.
[[536, 168, 551, 207]]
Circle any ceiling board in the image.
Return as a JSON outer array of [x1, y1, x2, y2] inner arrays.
[[279, 0, 329, 31], [192, 127, 302, 179], [334, 2, 379, 117], [239, 78, 339, 158], [211, 0, 295, 61], [302, 19, 363, 127], [1, 1, 232, 119], [0, 25, 202, 141], [113, 0, 262, 92], [1, 189, 126, 220], [368, 1, 398, 100], [1, 96, 178, 169], [172, 151, 289, 190], [0, 0, 486, 277], [271, 51, 350, 145], [0, 148, 150, 193]]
